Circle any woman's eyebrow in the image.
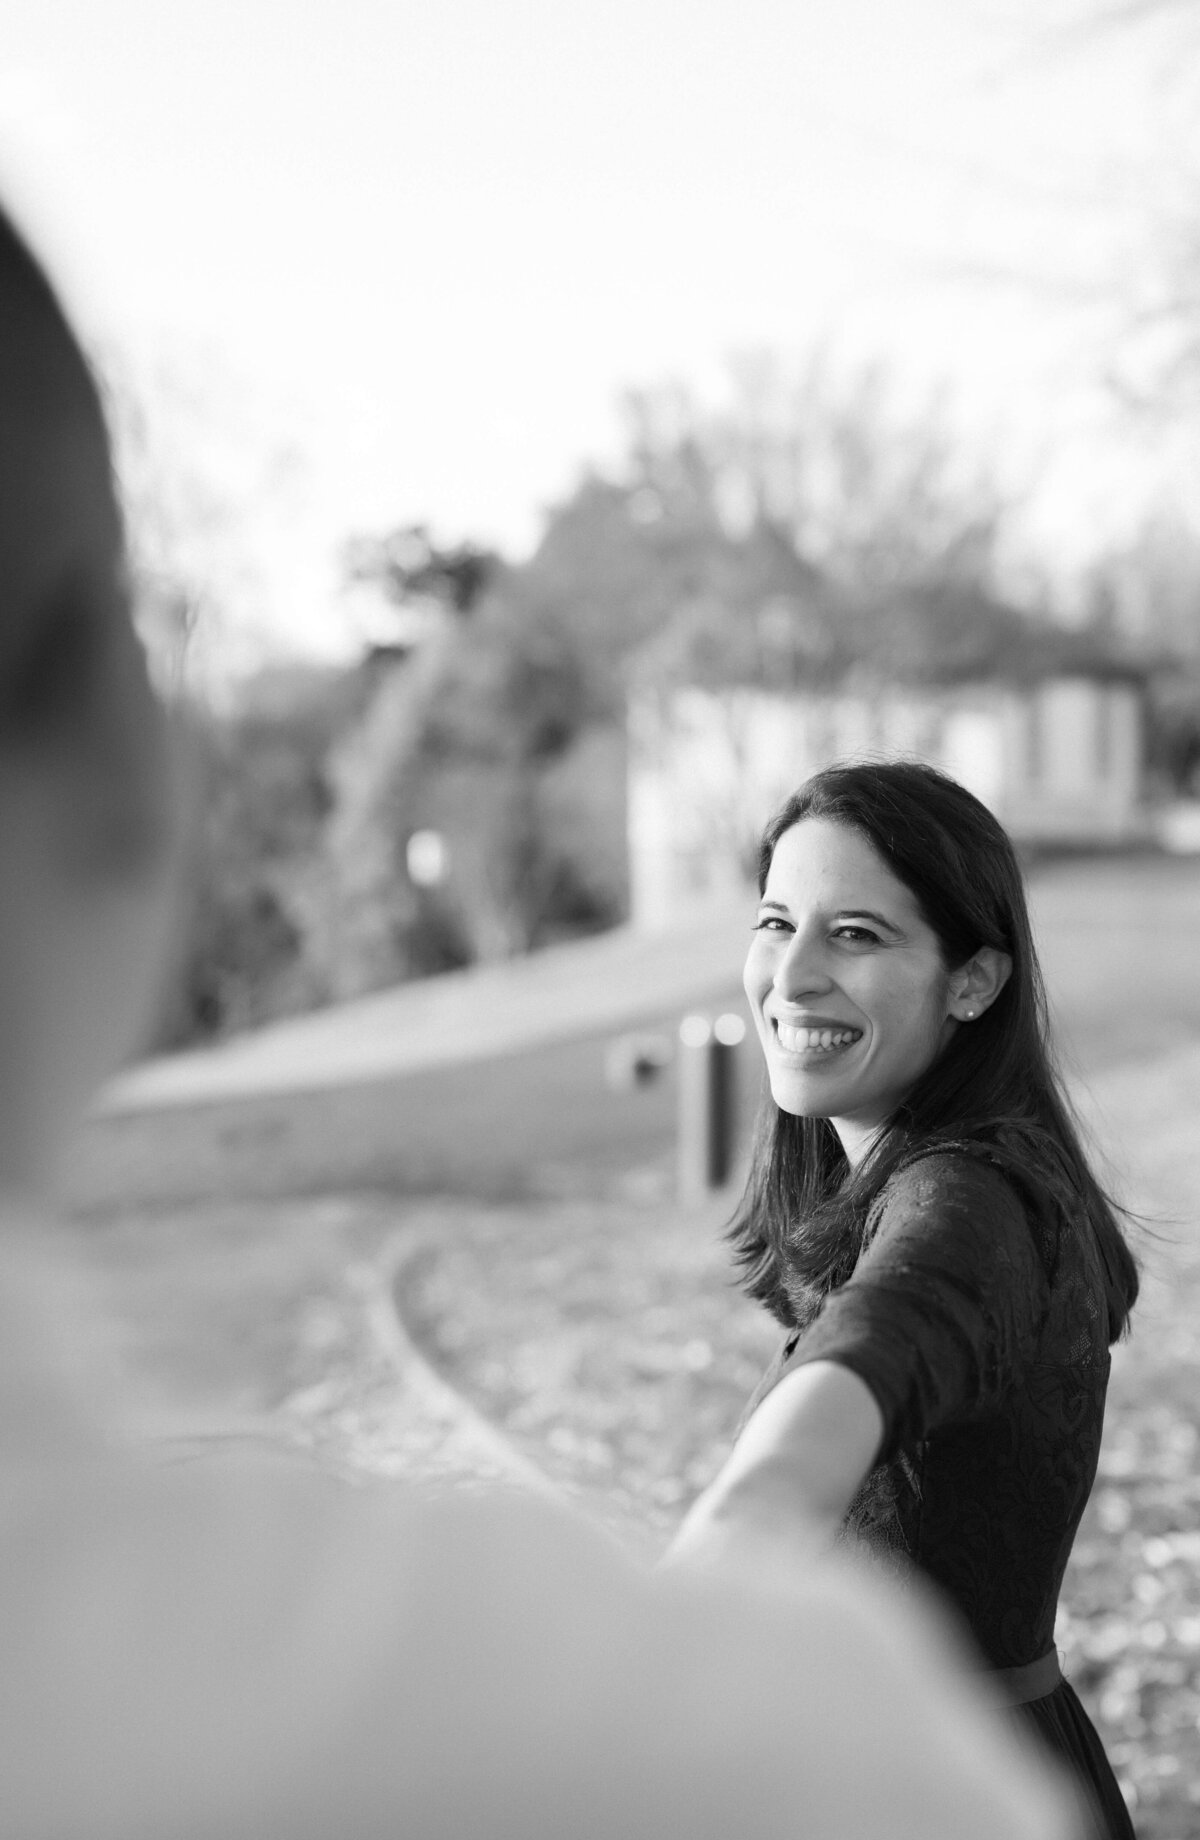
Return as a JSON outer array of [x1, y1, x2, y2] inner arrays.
[[837, 908, 904, 937], [756, 898, 905, 937]]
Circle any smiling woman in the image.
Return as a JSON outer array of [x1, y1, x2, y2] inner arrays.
[[743, 818, 1010, 1167], [665, 759, 1140, 1840]]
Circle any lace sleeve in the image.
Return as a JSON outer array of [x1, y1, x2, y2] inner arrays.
[[782, 1153, 1052, 1461]]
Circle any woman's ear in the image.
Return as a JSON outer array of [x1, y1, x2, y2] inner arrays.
[[948, 948, 1012, 1023]]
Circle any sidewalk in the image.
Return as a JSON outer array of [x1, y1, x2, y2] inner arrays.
[[1071, 1042, 1200, 1248]]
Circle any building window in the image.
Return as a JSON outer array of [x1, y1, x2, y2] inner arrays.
[[1025, 693, 1044, 787], [1094, 686, 1114, 780]]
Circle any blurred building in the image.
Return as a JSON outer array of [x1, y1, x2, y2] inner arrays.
[[628, 672, 1145, 929]]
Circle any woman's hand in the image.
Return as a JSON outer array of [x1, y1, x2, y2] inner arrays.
[[659, 1359, 884, 1584]]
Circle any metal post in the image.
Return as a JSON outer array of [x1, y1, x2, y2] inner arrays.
[[677, 1012, 745, 1199]]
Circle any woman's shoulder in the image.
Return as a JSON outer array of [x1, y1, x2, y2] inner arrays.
[[876, 1137, 1029, 1216], [894, 1123, 1073, 1204], [868, 1131, 1062, 1262]]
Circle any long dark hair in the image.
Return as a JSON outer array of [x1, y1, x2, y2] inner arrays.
[[728, 758, 1139, 1343]]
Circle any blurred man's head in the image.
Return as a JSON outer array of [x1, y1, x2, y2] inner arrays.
[[0, 205, 175, 1194]]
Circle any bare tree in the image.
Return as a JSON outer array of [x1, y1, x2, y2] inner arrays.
[[621, 352, 1010, 602]]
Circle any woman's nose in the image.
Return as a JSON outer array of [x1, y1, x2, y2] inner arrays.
[[773, 931, 834, 1000]]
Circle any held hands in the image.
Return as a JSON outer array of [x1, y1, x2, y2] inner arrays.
[[658, 1359, 884, 1587], [658, 1463, 837, 1589]]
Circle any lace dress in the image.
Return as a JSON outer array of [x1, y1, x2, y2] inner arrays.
[[744, 1145, 1135, 1840]]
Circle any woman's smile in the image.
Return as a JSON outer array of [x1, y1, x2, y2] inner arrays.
[[772, 1017, 864, 1058]]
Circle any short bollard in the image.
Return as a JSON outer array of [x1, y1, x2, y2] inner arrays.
[[677, 1012, 746, 1200], [603, 1031, 673, 1091]]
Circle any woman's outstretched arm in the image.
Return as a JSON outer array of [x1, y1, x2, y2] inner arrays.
[[661, 1359, 883, 1577]]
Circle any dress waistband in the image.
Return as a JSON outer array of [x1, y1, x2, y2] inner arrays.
[[984, 1649, 1063, 1707]]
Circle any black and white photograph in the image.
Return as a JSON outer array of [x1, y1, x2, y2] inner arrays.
[[3, 3, 1200, 1834]]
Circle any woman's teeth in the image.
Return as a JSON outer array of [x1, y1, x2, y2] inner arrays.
[[776, 1023, 862, 1054]]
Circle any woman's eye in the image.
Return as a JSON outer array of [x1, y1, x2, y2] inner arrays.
[[752, 916, 791, 933], [832, 925, 880, 945]]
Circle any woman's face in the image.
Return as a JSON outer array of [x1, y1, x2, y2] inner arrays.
[[743, 817, 960, 1165]]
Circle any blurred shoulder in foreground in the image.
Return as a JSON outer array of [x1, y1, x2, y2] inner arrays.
[[0, 203, 1077, 1839]]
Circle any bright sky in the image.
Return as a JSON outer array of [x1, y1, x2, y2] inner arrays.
[[4, 0, 1200, 669]]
